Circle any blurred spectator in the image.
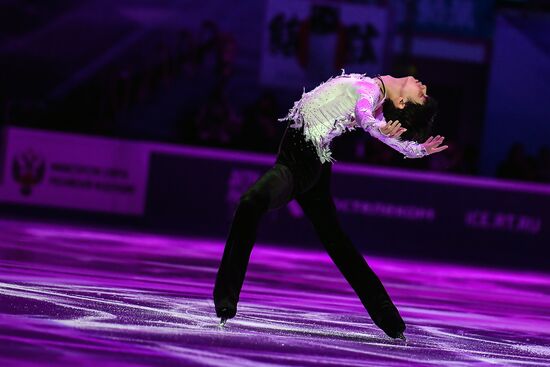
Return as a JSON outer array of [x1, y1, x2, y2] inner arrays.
[[360, 137, 395, 166], [218, 33, 237, 89], [196, 20, 237, 90], [496, 143, 537, 181], [196, 21, 222, 73], [428, 142, 461, 172], [239, 91, 280, 152], [535, 145, 550, 183], [460, 144, 479, 176], [176, 29, 197, 78], [194, 88, 242, 147], [155, 41, 174, 89]]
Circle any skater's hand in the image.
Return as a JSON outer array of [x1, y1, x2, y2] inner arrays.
[[380, 120, 406, 138], [421, 135, 448, 155]]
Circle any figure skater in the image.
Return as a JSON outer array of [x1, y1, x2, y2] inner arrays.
[[213, 70, 448, 340]]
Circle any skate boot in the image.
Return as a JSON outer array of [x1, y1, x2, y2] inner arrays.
[[216, 302, 237, 327], [368, 294, 406, 340]]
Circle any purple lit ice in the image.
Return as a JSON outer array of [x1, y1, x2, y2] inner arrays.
[[0, 219, 549, 366]]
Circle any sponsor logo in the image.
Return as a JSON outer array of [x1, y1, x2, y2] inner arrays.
[[12, 150, 45, 196]]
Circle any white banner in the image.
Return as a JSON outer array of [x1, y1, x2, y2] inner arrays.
[[260, 0, 389, 88], [0, 127, 149, 215]]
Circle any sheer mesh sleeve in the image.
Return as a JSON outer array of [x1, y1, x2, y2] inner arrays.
[[354, 92, 428, 159]]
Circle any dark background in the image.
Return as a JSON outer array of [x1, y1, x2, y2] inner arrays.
[[1, 0, 548, 183]]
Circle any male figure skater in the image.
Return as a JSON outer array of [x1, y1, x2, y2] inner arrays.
[[213, 71, 448, 340]]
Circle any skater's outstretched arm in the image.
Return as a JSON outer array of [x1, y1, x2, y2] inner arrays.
[[354, 94, 448, 159], [354, 96, 426, 159]]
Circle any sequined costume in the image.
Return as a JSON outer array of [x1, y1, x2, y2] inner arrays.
[[279, 70, 428, 163]]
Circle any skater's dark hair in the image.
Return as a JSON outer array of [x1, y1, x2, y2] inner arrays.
[[382, 96, 438, 143]]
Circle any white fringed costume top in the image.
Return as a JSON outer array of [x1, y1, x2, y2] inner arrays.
[[279, 71, 428, 163]]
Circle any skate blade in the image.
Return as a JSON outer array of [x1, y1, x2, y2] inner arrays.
[[395, 332, 406, 341], [219, 318, 228, 327]]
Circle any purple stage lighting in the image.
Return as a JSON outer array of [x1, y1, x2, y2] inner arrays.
[[0, 219, 549, 366]]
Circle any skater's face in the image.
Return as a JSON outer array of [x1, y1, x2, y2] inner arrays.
[[394, 76, 428, 109]]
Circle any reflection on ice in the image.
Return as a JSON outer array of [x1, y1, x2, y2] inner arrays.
[[0, 219, 549, 366]]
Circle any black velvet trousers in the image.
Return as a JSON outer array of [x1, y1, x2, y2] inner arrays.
[[213, 122, 399, 325]]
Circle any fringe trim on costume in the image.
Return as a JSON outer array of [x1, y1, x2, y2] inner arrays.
[[277, 69, 370, 164]]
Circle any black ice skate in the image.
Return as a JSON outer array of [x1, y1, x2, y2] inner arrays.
[[368, 295, 407, 340], [216, 305, 236, 327]]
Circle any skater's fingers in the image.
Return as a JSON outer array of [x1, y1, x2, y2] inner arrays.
[[390, 122, 402, 134], [392, 129, 405, 138], [433, 137, 445, 147], [428, 135, 442, 147]]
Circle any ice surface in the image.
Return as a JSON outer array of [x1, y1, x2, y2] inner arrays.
[[0, 219, 549, 366]]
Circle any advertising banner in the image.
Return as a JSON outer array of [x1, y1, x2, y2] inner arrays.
[[146, 147, 550, 270], [393, 0, 495, 39], [0, 127, 149, 215], [1, 126, 548, 269], [260, 0, 389, 88]]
